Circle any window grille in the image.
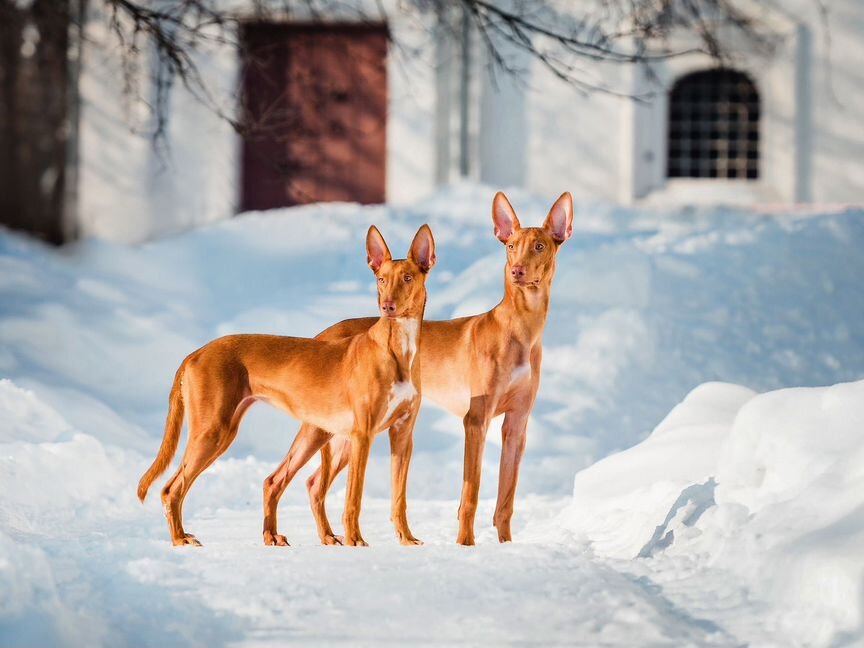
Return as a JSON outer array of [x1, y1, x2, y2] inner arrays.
[[667, 69, 759, 180]]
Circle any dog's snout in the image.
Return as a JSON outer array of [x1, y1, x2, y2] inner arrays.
[[510, 265, 526, 280], [381, 300, 397, 315]]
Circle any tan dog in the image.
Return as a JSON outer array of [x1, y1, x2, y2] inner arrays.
[[138, 225, 436, 547], [269, 192, 573, 546]]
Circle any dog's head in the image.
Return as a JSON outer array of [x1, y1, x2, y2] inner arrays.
[[491, 191, 573, 290], [367, 224, 436, 320]]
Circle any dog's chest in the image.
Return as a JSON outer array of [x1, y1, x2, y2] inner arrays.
[[393, 318, 418, 369], [382, 379, 418, 426]]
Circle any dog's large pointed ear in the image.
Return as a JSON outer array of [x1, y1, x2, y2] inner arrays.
[[409, 224, 436, 273], [543, 192, 574, 243], [366, 225, 392, 273], [492, 192, 521, 243]]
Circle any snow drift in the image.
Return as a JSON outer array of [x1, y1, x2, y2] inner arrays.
[[563, 379, 864, 645]]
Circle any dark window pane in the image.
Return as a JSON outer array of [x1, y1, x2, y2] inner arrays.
[[667, 69, 759, 181]]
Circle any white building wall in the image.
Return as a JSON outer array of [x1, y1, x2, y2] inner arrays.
[[808, 0, 864, 204], [77, 11, 152, 242], [523, 52, 626, 203], [478, 35, 528, 189], [382, 11, 438, 206]]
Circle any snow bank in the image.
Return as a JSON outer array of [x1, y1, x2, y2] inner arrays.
[[564, 382, 755, 559], [562, 379, 864, 645]]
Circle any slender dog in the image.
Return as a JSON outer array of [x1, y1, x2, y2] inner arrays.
[[267, 192, 573, 546], [138, 225, 436, 547]]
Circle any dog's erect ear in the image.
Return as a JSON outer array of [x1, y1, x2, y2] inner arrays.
[[543, 192, 574, 243], [366, 225, 392, 273], [492, 192, 521, 243], [409, 224, 436, 273]]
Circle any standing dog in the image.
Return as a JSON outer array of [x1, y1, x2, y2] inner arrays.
[[138, 225, 436, 547], [268, 192, 573, 546]]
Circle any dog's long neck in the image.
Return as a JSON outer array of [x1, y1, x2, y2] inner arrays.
[[494, 274, 552, 347], [369, 315, 421, 381]]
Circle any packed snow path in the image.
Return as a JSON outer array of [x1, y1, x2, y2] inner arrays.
[[3, 490, 750, 647]]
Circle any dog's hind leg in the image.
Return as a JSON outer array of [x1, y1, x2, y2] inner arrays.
[[307, 437, 351, 545], [262, 423, 332, 546], [161, 393, 251, 547], [161, 426, 230, 546]]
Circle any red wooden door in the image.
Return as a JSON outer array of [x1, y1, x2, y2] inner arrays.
[[240, 23, 387, 211]]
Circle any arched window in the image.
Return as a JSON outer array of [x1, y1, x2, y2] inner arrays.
[[667, 69, 759, 180]]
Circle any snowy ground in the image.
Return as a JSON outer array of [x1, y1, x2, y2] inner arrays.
[[1, 185, 863, 646]]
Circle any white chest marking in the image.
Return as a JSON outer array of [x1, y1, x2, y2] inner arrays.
[[394, 318, 418, 369], [384, 380, 417, 422]]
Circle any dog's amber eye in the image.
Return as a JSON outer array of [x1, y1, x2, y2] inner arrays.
[[403, 274, 413, 283], [378, 277, 385, 284], [507, 244, 514, 250], [535, 242, 545, 251]]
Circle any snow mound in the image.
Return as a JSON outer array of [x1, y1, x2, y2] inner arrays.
[[562, 379, 864, 645], [0, 379, 137, 534], [564, 382, 755, 559], [0, 379, 74, 443]]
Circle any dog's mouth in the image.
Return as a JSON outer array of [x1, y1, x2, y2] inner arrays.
[[511, 278, 541, 287]]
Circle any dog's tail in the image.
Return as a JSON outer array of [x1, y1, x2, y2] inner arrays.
[[138, 357, 189, 502]]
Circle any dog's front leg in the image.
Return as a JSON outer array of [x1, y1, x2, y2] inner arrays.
[[493, 408, 529, 543], [263, 424, 332, 546], [388, 409, 422, 546], [457, 396, 494, 546], [342, 432, 372, 546]]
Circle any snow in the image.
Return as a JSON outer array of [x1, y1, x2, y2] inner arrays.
[[561, 379, 864, 645], [1, 184, 863, 645]]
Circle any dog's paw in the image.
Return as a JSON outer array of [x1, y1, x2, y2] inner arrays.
[[263, 531, 290, 546], [494, 520, 513, 543], [397, 530, 424, 546], [322, 533, 344, 546], [344, 535, 369, 547], [456, 534, 476, 546], [173, 533, 203, 547], [400, 536, 424, 546]]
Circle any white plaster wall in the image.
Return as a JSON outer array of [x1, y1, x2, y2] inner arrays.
[[523, 48, 626, 203], [146, 29, 239, 240], [807, 0, 864, 203], [77, 10, 152, 242], [382, 9, 438, 205], [478, 34, 528, 189]]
